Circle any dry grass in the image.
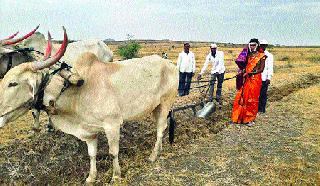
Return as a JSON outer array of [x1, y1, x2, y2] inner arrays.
[[0, 43, 320, 185]]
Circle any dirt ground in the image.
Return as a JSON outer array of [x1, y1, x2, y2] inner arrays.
[[0, 44, 319, 185]]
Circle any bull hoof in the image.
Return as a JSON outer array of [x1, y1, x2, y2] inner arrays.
[[148, 154, 157, 162], [110, 176, 121, 184], [47, 124, 55, 132], [85, 177, 95, 184], [85, 171, 97, 184]]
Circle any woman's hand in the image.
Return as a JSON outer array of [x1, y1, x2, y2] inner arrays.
[[237, 69, 243, 75]]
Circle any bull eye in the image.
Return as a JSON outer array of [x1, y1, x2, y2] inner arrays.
[[8, 82, 18, 87]]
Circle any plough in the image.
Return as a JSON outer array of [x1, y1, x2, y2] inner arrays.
[[168, 75, 236, 144]]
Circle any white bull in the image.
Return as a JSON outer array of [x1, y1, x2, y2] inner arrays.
[[0, 26, 40, 78], [21, 33, 113, 64], [61, 39, 113, 64], [0, 27, 178, 183], [0, 28, 114, 132], [21, 33, 114, 131]]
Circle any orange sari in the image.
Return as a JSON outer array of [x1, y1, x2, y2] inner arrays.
[[231, 52, 266, 124]]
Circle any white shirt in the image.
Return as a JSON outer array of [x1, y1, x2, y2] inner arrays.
[[177, 51, 196, 73], [261, 50, 274, 81], [200, 51, 225, 75]]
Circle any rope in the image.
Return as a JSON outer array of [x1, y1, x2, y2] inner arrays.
[[174, 75, 237, 113], [180, 75, 237, 91]]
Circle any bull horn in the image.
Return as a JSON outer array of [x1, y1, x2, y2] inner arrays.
[[43, 31, 52, 60], [5, 31, 19, 40], [1, 25, 39, 46], [32, 26, 68, 71]]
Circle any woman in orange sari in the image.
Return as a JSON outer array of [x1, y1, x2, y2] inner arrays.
[[231, 39, 267, 126]]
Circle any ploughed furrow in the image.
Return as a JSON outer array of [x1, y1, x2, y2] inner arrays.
[[268, 73, 320, 102]]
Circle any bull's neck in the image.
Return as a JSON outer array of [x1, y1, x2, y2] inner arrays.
[[32, 72, 51, 111]]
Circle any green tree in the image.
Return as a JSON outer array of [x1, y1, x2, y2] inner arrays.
[[118, 34, 141, 60]]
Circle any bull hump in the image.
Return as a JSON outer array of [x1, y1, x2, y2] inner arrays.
[[74, 57, 120, 79]]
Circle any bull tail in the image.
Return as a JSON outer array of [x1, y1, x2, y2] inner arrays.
[[168, 110, 176, 144]]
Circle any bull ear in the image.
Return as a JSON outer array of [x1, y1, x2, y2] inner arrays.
[[27, 79, 37, 100], [0, 47, 14, 54], [27, 75, 41, 100]]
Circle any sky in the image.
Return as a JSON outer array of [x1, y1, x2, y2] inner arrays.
[[1, 0, 319, 46]]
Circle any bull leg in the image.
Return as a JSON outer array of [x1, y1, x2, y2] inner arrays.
[[149, 103, 170, 162], [31, 109, 41, 132], [104, 125, 121, 181], [85, 137, 98, 183]]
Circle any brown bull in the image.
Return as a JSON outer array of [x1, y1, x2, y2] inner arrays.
[[0, 27, 178, 183]]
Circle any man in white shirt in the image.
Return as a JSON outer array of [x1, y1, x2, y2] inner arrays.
[[258, 39, 274, 113], [177, 42, 196, 96], [197, 43, 225, 103]]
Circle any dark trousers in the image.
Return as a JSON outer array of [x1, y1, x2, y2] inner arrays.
[[178, 72, 193, 96], [209, 73, 225, 102], [258, 81, 269, 113]]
